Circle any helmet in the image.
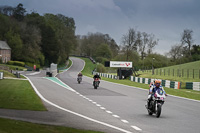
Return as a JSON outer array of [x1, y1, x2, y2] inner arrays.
[[155, 80, 161, 87]]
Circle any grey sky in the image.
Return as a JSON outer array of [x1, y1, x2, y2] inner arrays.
[[0, 0, 200, 54]]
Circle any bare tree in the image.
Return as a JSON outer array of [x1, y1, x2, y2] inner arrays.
[[137, 32, 148, 60], [121, 28, 137, 60], [137, 32, 158, 59], [147, 34, 158, 54], [168, 44, 183, 61], [181, 29, 193, 56]]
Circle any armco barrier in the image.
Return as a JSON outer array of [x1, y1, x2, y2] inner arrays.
[[185, 82, 200, 91], [130, 76, 181, 89], [92, 72, 191, 90]]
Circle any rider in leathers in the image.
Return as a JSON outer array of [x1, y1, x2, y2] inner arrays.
[[147, 80, 167, 109], [93, 73, 101, 86]]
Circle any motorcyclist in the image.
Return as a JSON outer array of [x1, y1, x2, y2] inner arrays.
[[77, 72, 83, 77], [93, 73, 101, 86], [149, 80, 155, 93], [147, 80, 167, 109]]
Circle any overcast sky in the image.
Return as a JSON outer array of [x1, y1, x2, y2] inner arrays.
[[0, 0, 200, 54]]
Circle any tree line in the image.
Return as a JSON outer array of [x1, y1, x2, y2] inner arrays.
[[0, 3, 199, 70], [0, 3, 76, 66]]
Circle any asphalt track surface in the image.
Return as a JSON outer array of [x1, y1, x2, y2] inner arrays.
[[1, 57, 200, 133]]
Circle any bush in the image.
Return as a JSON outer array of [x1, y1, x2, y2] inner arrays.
[[7, 61, 25, 67], [95, 57, 108, 64], [97, 63, 106, 73], [25, 62, 40, 68]]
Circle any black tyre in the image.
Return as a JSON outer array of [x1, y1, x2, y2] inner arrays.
[[78, 81, 80, 84], [156, 104, 162, 118]]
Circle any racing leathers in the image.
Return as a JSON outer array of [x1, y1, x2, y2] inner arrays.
[[147, 85, 166, 109]]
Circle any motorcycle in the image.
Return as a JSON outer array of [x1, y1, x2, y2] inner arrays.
[[77, 76, 82, 84], [93, 78, 100, 89], [145, 89, 166, 118]]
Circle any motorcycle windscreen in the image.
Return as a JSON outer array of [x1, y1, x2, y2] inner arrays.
[[157, 89, 164, 95]]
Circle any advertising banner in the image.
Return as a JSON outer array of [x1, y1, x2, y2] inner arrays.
[[110, 61, 132, 68]]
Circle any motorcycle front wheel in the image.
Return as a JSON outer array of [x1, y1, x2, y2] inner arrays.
[[156, 104, 162, 118]]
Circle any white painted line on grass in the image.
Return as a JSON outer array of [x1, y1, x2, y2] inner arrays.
[[25, 75, 133, 133], [131, 126, 142, 131], [121, 120, 129, 123]]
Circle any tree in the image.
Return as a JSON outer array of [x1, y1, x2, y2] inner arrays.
[[96, 43, 112, 59], [13, 3, 26, 21], [168, 44, 183, 61], [137, 32, 148, 60], [0, 5, 14, 16], [121, 28, 137, 60], [191, 45, 200, 61], [5, 29, 23, 60], [147, 34, 158, 54], [181, 29, 193, 56]]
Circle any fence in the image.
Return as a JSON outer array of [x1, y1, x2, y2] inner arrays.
[[142, 68, 200, 79]]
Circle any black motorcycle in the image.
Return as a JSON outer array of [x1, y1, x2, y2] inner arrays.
[[77, 76, 82, 84], [93, 78, 100, 89]]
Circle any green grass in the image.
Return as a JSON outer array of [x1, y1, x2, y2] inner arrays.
[[0, 79, 46, 111], [0, 70, 26, 79], [138, 60, 200, 82], [80, 57, 200, 101], [59, 59, 73, 73], [0, 63, 26, 71], [0, 118, 103, 133], [0, 70, 16, 78], [80, 57, 96, 77]]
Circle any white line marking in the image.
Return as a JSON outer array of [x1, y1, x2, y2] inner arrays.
[[131, 126, 142, 131], [56, 58, 73, 75], [88, 99, 93, 102], [96, 104, 101, 107], [24, 75, 133, 133], [112, 115, 120, 118], [92, 102, 97, 104], [100, 107, 106, 110], [106, 111, 112, 114], [26, 71, 41, 76], [84, 75, 200, 103], [121, 120, 129, 123], [45, 77, 75, 92]]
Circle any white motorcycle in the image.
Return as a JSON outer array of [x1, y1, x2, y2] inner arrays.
[[145, 89, 166, 118]]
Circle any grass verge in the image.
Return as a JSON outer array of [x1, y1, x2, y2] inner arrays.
[[0, 79, 46, 111], [0, 70, 16, 78], [0, 118, 103, 133], [80, 57, 200, 101], [0, 64, 26, 71]]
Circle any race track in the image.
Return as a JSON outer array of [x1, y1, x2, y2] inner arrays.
[[28, 57, 200, 133]]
